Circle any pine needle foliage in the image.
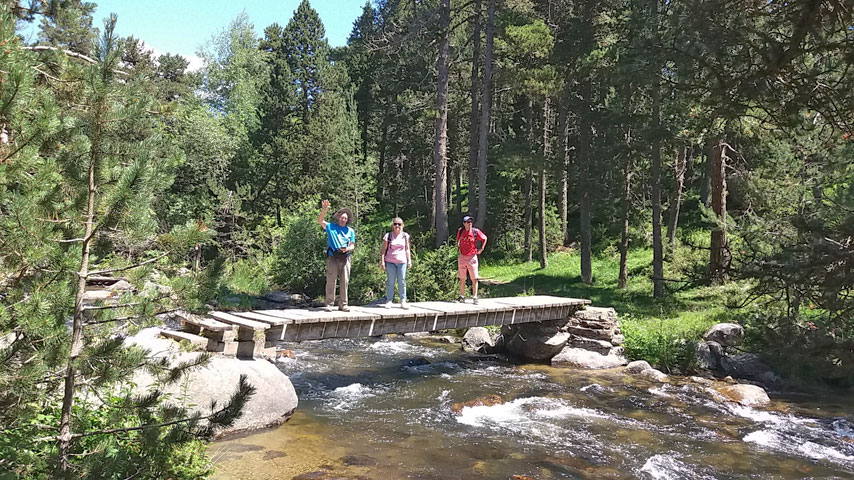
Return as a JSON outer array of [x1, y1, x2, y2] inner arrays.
[[0, 9, 251, 478]]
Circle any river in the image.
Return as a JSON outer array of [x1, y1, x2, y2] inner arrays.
[[212, 336, 854, 479]]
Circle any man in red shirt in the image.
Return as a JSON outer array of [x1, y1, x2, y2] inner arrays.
[[456, 215, 488, 304]]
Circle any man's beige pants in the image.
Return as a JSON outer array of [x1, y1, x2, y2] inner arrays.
[[325, 255, 351, 308]]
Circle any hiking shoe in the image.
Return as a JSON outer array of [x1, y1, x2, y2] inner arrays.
[[400, 300, 409, 310], [472, 296, 479, 305], [322, 305, 335, 312], [383, 301, 392, 309], [339, 305, 351, 312], [456, 296, 465, 303]]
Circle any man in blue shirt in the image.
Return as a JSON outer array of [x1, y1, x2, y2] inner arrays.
[[318, 199, 356, 311]]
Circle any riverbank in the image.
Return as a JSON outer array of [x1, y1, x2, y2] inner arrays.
[[479, 249, 746, 372], [211, 335, 854, 479]]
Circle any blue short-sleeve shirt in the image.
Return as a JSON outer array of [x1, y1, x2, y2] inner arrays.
[[326, 223, 355, 255]]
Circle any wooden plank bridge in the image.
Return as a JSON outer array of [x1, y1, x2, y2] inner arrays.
[[166, 296, 590, 358]]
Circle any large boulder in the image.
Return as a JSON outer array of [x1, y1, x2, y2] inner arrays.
[[502, 321, 570, 360], [694, 341, 721, 370], [127, 328, 298, 438], [703, 323, 744, 347], [551, 347, 626, 369], [462, 327, 495, 353], [719, 353, 772, 378], [714, 384, 771, 407]]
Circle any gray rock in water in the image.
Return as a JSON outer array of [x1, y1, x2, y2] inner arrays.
[[753, 370, 784, 387], [625, 360, 652, 374], [689, 375, 713, 385], [551, 347, 626, 369], [639, 368, 668, 382], [694, 341, 720, 370], [714, 383, 771, 407], [720, 353, 771, 378], [127, 328, 298, 438], [503, 322, 570, 361], [703, 323, 744, 347], [462, 327, 494, 353]]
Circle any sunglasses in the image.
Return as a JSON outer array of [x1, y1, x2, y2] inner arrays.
[[464, 220, 473, 223], [393, 223, 402, 226]]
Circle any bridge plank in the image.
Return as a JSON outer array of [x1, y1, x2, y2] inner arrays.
[[210, 311, 270, 330], [244, 296, 589, 341], [230, 311, 288, 326], [175, 311, 234, 332], [492, 295, 589, 308], [349, 304, 443, 318]]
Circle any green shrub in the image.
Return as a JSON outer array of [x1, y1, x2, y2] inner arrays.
[[406, 244, 459, 302], [226, 256, 272, 295], [347, 246, 386, 303], [272, 203, 327, 297], [621, 314, 707, 372]]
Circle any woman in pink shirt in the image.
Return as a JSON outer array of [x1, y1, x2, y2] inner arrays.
[[380, 217, 412, 309]]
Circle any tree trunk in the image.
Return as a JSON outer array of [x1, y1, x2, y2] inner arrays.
[[618, 128, 633, 289], [578, 80, 593, 284], [667, 144, 688, 251], [556, 100, 569, 247], [59, 104, 102, 474], [475, 0, 495, 231], [710, 139, 729, 284], [539, 98, 551, 268], [539, 168, 548, 269], [700, 138, 713, 207], [455, 164, 463, 219], [523, 169, 533, 262], [467, 0, 481, 218], [650, 0, 663, 298], [377, 110, 390, 201], [433, 0, 451, 246]]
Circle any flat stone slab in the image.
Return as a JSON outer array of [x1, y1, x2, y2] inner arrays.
[[160, 329, 210, 348]]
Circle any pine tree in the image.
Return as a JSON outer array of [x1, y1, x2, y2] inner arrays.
[[283, 0, 330, 132], [1, 11, 251, 477]]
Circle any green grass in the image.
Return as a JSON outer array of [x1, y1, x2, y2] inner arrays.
[[479, 248, 742, 370]]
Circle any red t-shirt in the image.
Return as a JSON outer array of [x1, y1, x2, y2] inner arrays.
[[456, 227, 487, 256]]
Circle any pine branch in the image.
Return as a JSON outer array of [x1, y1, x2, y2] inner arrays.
[[83, 309, 178, 327], [35, 374, 254, 442], [82, 302, 142, 312], [22, 46, 128, 76], [86, 252, 170, 277]]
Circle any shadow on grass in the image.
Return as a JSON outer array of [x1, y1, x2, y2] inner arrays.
[[481, 272, 694, 319]]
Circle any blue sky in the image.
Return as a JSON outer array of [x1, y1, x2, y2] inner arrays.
[[21, 0, 365, 69]]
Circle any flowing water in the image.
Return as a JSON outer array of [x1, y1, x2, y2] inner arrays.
[[212, 336, 854, 479]]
